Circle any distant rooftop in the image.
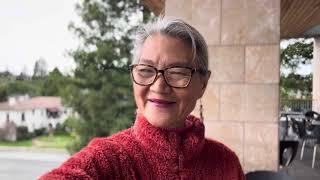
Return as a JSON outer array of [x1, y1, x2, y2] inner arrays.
[[0, 96, 63, 111]]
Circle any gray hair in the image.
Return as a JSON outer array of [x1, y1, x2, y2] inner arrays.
[[132, 17, 209, 74]]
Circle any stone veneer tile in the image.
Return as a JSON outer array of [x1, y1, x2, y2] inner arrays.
[[245, 84, 279, 122], [220, 84, 246, 121], [192, 0, 221, 45], [209, 46, 245, 83], [313, 38, 320, 111], [221, 0, 247, 44], [205, 121, 244, 165], [245, 45, 279, 83], [244, 123, 278, 171], [246, 0, 280, 44], [165, 0, 192, 23], [201, 83, 220, 121]]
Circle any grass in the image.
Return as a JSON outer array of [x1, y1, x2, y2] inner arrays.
[[0, 139, 33, 147], [33, 134, 74, 149], [0, 134, 74, 149]]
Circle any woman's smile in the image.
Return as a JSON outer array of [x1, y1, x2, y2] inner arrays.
[[148, 98, 176, 108]]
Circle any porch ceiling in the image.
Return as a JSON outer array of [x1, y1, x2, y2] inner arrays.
[[142, 0, 320, 39], [281, 0, 320, 39]]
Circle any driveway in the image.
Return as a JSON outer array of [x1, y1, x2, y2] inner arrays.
[[0, 147, 69, 180]]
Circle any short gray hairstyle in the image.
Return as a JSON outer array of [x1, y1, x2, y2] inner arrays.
[[132, 17, 209, 74]]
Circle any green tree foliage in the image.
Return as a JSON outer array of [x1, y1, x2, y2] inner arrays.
[[0, 81, 40, 101], [32, 58, 48, 79], [64, 0, 152, 153], [41, 68, 68, 96], [281, 40, 313, 71], [280, 40, 313, 99]]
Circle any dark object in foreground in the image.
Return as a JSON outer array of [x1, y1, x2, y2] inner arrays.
[[279, 140, 299, 166], [246, 170, 293, 180]]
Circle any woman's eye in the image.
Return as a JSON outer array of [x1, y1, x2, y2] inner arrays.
[[138, 68, 153, 73], [168, 71, 189, 76]]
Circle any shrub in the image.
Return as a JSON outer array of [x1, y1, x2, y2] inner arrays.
[[16, 126, 33, 140], [0, 128, 5, 140], [54, 123, 68, 135], [34, 127, 47, 136]]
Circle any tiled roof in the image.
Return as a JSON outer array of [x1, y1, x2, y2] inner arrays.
[[0, 96, 63, 111]]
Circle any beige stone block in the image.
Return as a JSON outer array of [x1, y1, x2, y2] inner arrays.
[[192, 0, 221, 45], [313, 38, 320, 112], [244, 123, 278, 171], [223, 0, 247, 9], [246, 0, 280, 44], [209, 46, 245, 83], [165, 0, 192, 23], [245, 84, 279, 122], [202, 83, 220, 121], [220, 84, 246, 121], [245, 45, 280, 83], [205, 121, 244, 164], [221, 0, 247, 44]]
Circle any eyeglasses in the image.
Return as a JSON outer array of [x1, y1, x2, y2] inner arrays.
[[129, 64, 197, 88]]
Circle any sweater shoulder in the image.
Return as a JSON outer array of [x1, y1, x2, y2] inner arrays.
[[39, 128, 135, 180], [204, 138, 240, 162], [89, 128, 134, 150], [204, 138, 245, 179]]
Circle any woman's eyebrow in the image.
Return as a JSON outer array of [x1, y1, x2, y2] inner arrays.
[[139, 59, 192, 67], [139, 59, 154, 65]]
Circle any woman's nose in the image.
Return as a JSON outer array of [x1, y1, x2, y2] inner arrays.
[[150, 73, 171, 93]]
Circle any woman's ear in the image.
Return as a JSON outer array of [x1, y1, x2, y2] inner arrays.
[[198, 71, 211, 98], [202, 71, 211, 90]]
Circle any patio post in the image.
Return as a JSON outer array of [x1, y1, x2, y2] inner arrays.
[[164, 0, 280, 172], [313, 38, 320, 112]]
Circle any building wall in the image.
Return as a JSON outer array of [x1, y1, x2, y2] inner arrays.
[[0, 108, 69, 132], [166, 0, 280, 171]]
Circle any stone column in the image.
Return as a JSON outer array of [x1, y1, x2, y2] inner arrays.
[[313, 38, 320, 112], [166, 0, 280, 171]]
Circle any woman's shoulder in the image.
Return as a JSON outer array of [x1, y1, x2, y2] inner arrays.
[[88, 128, 134, 151], [39, 128, 137, 179], [204, 138, 244, 179], [204, 138, 239, 161]]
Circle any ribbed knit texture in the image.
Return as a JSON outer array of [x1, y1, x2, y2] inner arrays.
[[40, 115, 244, 180]]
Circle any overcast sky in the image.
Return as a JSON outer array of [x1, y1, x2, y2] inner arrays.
[[0, 0, 80, 75]]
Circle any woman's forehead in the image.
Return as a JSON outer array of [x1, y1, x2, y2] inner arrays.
[[138, 58, 193, 68], [139, 34, 194, 67]]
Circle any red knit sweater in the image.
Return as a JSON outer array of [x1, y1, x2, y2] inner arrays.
[[40, 115, 244, 180]]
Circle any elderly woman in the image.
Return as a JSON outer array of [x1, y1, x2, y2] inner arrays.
[[40, 17, 244, 180]]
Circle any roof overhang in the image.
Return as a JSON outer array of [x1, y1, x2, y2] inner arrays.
[[142, 0, 320, 39], [281, 0, 320, 39]]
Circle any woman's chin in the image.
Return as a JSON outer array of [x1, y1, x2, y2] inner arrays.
[[145, 114, 185, 128]]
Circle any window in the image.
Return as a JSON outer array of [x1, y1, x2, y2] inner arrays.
[[21, 113, 25, 122]]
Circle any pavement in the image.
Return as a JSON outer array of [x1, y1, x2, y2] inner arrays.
[[280, 143, 320, 180], [0, 144, 319, 179], [0, 146, 69, 180]]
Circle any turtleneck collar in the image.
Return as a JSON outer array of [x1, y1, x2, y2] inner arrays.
[[132, 114, 205, 160]]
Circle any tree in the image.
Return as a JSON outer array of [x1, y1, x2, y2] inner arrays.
[[0, 81, 40, 101], [16, 66, 30, 81], [280, 39, 313, 99], [64, 0, 153, 153], [32, 58, 48, 79], [41, 68, 67, 96]]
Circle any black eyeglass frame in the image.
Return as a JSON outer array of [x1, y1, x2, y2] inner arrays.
[[129, 64, 198, 88]]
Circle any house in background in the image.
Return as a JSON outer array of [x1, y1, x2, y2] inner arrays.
[[0, 95, 71, 133]]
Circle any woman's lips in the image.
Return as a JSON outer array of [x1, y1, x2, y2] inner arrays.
[[148, 98, 176, 108]]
